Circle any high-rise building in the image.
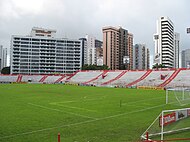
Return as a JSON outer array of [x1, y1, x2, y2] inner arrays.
[[79, 38, 87, 66], [133, 44, 150, 70], [154, 16, 174, 68], [10, 27, 82, 74], [86, 35, 96, 65], [0, 45, 7, 70], [102, 26, 133, 70], [95, 39, 103, 48], [174, 33, 180, 68], [127, 33, 134, 70], [96, 47, 103, 66], [181, 49, 190, 68], [95, 39, 103, 66], [80, 36, 103, 66]]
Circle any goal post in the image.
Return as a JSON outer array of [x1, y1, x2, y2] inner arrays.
[[166, 88, 190, 106], [141, 108, 190, 141]]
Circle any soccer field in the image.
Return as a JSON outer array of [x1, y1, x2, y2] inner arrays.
[[0, 84, 189, 142]]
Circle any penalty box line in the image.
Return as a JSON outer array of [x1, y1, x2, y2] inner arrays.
[[50, 96, 107, 104], [28, 103, 97, 120], [122, 96, 165, 106], [51, 103, 97, 112], [0, 103, 167, 140]]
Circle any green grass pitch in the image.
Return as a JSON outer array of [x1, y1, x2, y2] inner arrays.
[[0, 84, 189, 142]]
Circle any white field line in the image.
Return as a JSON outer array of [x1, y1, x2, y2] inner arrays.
[[50, 96, 163, 109], [28, 103, 97, 120], [0, 103, 167, 140], [56, 98, 102, 104], [50, 96, 107, 104], [52, 103, 97, 112], [122, 96, 165, 106]]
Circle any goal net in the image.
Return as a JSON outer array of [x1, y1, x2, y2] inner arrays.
[[141, 108, 190, 141], [166, 88, 190, 106]]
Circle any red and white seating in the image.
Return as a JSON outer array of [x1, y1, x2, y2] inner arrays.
[[1, 68, 190, 88]]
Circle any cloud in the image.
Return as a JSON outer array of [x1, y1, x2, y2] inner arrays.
[[11, 0, 45, 15], [0, 0, 189, 67]]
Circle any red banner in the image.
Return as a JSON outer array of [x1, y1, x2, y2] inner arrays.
[[160, 112, 176, 126]]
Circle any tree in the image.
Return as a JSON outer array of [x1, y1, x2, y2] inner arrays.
[[152, 63, 166, 69], [1, 66, 10, 74], [159, 64, 166, 68], [81, 64, 109, 70]]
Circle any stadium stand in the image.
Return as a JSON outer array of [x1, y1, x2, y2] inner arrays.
[[158, 68, 181, 87], [92, 71, 122, 86], [66, 71, 79, 81], [166, 68, 190, 87], [137, 70, 174, 87], [101, 70, 127, 85], [43, 76, 61, 83], [83, 70, 106, 84], [0, 75, 18, 82], [126, 70, 152, 87], [21, 75, 44, 83], [68, 70, 103, 84], [111, 70, 146, 87], [39, 75, 48, 82], [16, 75, 23, 82], [1, 68, 190, 87], [54, 75, 66, 83]]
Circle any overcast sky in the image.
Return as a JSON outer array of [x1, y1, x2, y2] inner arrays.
[[0, 0, 189, 67]]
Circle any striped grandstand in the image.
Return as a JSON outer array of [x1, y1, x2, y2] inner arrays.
[[0, 68, 190, 88]]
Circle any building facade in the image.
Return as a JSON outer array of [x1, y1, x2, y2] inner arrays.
[[127, 33, 134, 70], [181, 49, 190, 68], [0, 45, 7, 70], [133, 44, 150, 70], [10, 28, 82, 75], [95, 39, 103, 48], [85, 35, 96, 65], [174, 32, 180, 68], [30, 27, 56, 38], [154, 16, 175, 68], [96, 47, 103, 66], [79, 38, 87, 66], [80, 36, 103, 67], [95, 39, 103, 66], [102, 26, 133, 70]]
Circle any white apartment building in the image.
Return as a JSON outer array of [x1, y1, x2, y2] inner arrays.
[[154, 16, 174, 68], [86, 35, 96, 65], [133, 44, 150, 70], [0, 45, 7, 70], [10, 27, 82, 74]]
